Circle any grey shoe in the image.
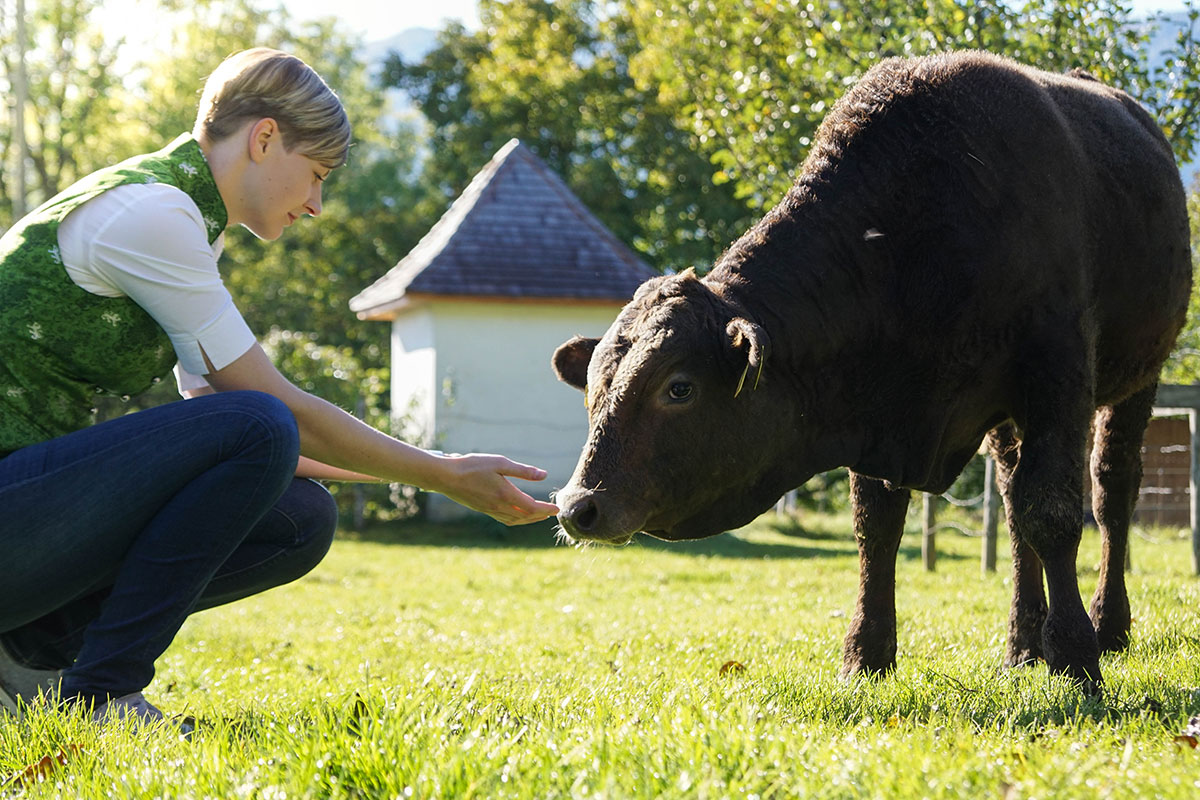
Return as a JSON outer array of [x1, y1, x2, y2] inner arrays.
[[0, 636, 62, 716], [90, 691, 165, 725], [89, 691, 195, 736]]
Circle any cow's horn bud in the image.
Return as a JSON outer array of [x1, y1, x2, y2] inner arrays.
[[727, 318, 770, 398]]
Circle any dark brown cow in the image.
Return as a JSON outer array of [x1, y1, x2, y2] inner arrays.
[[551, 51, 1192, 690]]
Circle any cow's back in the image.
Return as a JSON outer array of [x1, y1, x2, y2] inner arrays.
[[784, 51, 1191, 408]]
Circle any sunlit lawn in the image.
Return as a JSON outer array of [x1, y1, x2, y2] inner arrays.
[[3, 508, 1200, 798]]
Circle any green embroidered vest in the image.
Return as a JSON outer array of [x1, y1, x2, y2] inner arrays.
[[0, 134, 228, 456]]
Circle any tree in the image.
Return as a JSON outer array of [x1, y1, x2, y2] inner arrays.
[[624, 0, 1200, 212], [1161, 185, 1200, 385], [390, 0, 1199, 276], [381, 0, 753, 273], [0, 0, 134, 228]]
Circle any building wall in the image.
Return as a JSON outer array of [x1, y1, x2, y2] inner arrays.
[[1079, 415, 1190, 529], [391, 299, 625, 521], [1136, 415, 1191, 528], [389, 308, 437, 445]]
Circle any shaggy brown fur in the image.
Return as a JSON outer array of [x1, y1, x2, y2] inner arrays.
[[552, 51, 1192, 690]]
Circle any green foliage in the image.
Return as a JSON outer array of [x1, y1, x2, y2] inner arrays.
[[260, 328, 414, 523], [0, 0, 135, 225], [3, 515, 1199, 797], [1142, 6, 1200, 163], [1162, 188, 1200, 384], [389, 0, 1199, 277], [382, 0, 753, 272], [625, 0, 1200, 212]]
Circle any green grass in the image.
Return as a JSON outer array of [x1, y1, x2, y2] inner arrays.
[[3, 511, 1200, 798]]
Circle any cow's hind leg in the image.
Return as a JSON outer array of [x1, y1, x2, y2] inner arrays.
[[987, 423, 1047, 668], [1089, 382, 1156, 653], [840, 471, 909, 679]]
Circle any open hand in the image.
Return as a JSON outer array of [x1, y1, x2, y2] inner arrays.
[[431, 453, 559, 526]]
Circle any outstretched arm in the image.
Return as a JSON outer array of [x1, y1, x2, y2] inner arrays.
[[197, 343, 559, 526]]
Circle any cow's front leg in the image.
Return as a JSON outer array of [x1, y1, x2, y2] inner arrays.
[[1008, 413, 1102, 692], [987, 424, 1047, 667], [840, 471, 909, 679]]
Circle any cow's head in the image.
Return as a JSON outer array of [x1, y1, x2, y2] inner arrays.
[[552, 269, 796, 545]]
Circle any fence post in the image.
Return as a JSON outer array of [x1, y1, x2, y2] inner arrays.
[[922, 493, 936, 571], [1192, 409, 1200, 576], [982, 455, 999, 575]]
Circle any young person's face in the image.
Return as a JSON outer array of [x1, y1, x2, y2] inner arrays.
[[243, 123, 331, 240]]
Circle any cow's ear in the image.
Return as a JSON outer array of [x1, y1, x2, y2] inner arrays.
[[552, 336, 599, 391], [726, 318, 770, 397]]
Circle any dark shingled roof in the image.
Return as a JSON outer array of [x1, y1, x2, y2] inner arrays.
[[351, 139, 657, 318]]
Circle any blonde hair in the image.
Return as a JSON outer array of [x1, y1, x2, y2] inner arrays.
[[194, 48, 351, 168]]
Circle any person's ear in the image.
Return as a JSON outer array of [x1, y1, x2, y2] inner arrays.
[[247, 118, 279, 163]]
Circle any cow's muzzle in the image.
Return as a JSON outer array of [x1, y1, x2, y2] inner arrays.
[[556, 488, 637, 545]]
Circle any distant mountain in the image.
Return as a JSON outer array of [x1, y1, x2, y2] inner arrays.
[[357, 28, 441, 122], [361, 27, 439, 70]]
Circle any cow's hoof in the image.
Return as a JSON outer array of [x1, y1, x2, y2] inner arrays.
[[1052, 662, 1105, 698], [1006, 607, 1047, 668], [837, 660, 893, 683], [1042, 610, 1103, 695], [1093, 624, 1130, 655], [1002, 645, 1042, 669], [1089, 598, 1131, 654], [1003, 628, 1044, 668], [839, 618, 897, 683]]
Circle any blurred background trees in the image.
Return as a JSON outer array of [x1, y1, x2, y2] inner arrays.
[[2, 0, 1198, 519]]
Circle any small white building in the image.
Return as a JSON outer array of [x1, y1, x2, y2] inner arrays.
[[350, 139, 656, 520]]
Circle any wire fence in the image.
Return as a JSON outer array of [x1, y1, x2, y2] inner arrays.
[[920, 456, 1002, 574], [774, 397, 1200, 577]]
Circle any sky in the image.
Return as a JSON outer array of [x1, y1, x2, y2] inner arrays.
[[265, 0, 1184, 41], [94, 0, 1184, 50], [283, 0, 481, 38], [92, 0, 480, 48]]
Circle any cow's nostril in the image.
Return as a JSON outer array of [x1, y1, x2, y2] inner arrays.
[[565, 497, 599, 533]]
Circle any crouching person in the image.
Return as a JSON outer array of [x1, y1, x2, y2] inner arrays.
[[0, 48, 557, 725]]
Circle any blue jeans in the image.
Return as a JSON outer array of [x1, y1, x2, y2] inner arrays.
[[0, 391, 338, 705]]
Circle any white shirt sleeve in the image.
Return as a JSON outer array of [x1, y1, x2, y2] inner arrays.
[[57, 182, 256, 379], [173, 363, 212, 394]]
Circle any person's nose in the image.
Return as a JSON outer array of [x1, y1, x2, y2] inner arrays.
[[305, 184, 323, 217]]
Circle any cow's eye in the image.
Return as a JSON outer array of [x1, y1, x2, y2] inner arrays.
[[667, 382, 693, 402]]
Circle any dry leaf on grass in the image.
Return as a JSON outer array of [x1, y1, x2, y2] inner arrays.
[[1173, 716, 1200, 749], [5, 744, 82, 788]]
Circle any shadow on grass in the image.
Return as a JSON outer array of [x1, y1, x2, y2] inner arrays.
[[338, 516, 563, 549], [764, 667, 1194, 730], [341, 510, 978, 562], [627, 533, 857, 560], [764, 515, 977, 564], [338, 515, 866, 560], [762, 515, 854, 542]]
